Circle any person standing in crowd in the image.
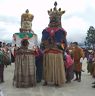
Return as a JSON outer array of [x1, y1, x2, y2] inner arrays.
[[91, 52, 95, 88], [72, 42, 84, 82], [87, 52, 94, 74], [91, 52, 95, 78], [13, 39, 36, 88], [2, 42, 8, 53], [35, 46, 43, 83], [0, 46, 4, 83], [7, 43, 12, 64], [11, 44, 17, 63], [13, 44, 18, 58], [1, 43, 11, 67], [65, 49, 74, 83], [80, 53, 88, 72], [0, 41, 8, 82]]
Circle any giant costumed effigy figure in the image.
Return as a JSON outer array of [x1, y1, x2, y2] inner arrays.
[[13, 10, 37, 88], [41, 2, 67, 86]]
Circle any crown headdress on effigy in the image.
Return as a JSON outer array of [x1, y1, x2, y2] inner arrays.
[[48, 1, 65, 27], [20, 9, 34, 33]]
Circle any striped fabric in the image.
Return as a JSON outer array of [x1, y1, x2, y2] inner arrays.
[[43, 48, 66, 86], [13, 47, 36, 88]]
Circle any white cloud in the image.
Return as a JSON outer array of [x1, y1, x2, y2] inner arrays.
[[0, 21, 6, 28], [0, 0, 94, 43], [88, 0, 95, 9], [62, 16, 90, 43], [55, 0, 88, 15], [63, 16, 89, 31]]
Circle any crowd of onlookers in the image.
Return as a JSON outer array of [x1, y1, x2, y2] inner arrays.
[[85, 49, 95, 88], [0, 40, 95, 88], [78, 47, 95, 88], [0, 41, 15, 83]]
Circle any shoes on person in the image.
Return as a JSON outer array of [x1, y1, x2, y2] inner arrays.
[[0, 81, 4, 83], [92, 85, 95, 88], [81, 70, 85, 72], [37, 80, 41, 83], [92, 82, 95, 84], [65, 80, 71, 83], [55, 84, 60, 87], [78, 79, 81, 82], [43, 82, 47, 86], [73, 78, 78, 81], [0, 80, 4, 83]]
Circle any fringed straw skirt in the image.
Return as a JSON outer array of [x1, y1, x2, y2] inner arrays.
[[13, 53, 36, 88], [43, 49, 66, 85]]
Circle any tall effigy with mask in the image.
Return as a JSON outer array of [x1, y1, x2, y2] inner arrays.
[[41, 2, 66, 86], [41, 2, 67, 51], [12, 9, 38, 49]]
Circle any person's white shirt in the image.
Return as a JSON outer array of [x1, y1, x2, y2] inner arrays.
[[80, 57, 83, 64], [80, 57, 88, 72]]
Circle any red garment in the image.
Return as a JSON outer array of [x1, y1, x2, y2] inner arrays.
[[44, 48, 62, 54], [65, 54, 74, 68]]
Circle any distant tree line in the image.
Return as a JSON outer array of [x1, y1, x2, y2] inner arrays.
[[85, 26, 95, 50]]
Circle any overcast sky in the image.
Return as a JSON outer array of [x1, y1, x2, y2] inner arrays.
[[0, 0, 95, 43]]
